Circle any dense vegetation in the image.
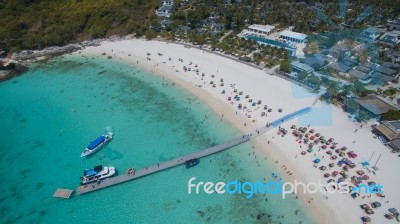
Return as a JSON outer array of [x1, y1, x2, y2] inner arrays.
[[383, 110, 400, 121], [0, 0, 160, 51]]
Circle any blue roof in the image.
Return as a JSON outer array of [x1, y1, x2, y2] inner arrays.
[[87, 136, 106, 150], [84, 169, 97, 176]]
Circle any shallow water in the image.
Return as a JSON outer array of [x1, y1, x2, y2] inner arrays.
[[0, 55, 314, 224]]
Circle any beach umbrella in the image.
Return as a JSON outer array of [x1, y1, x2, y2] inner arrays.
[[329, 163, 335, 168], [357, 170, 365, 175], [361, 216, 371, 222], [361, 161, 370, 167], [385, 213, 395, 220], [366, 209, 374, 215], [339, 152, 345, 157], [388, 208, 398, 214], [313, 158, 321, 163], [257, 100, 262, 104], [351, 192, 359, 198], [341, 147, 347, 151], [361, 204, 370, 209], [309, 129, 315, 133], [320, 166, 327, 171], [301, 151, 307, 155], [310, 136, 316, 140], [322, 145, 327, 149], [307, 148, 313, 153], [329, 138, 334, 141], [321, 139, 327, 144], [314, 139, 320, 144], [332, 171, 339, 176], [324, 173, 331, 178], [363, 175, 370, 180], [371, 202, 381, 208], [316, 133, 320, 137], [367, 181, 376, 186], [343, 165, 349, 171], [338, 177, 344, 183], [252, 102, 256, 106], [291, 125, 296, 129], [330, 145, 336, 149], [326, 150, 332, 155], [305, 133, 310, 138]]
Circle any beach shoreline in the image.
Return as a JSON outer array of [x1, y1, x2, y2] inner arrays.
[[74, 38, 400, 224]]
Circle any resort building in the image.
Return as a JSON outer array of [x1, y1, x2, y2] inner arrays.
[[279, 30, 307, 43], [247, 24, 275, 36], [380, 31, 400, 47], [387, 18, 400, 30], [374, 120, 400, 152], [156, 0, 174, 17], [160, 19, 173, 28], [349, 70, 371, 83], [355, 95, 399, 117], [328, 62, 351, 78], [373, 66, 398, 83], [327, 44, 351, 60], [291, 61, 314, 74], [358, 27, 385, 43]]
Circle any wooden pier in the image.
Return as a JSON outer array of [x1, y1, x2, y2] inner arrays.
[[76, 107, 311, 195]]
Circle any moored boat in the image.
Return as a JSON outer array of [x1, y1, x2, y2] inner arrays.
[[80, 165, 116, 185], [81, 132, 113, 157], [185, 158, 200, 168]]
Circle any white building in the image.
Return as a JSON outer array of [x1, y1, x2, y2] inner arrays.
[[279, 30, 307, 43], [247, 24, 275, 36]]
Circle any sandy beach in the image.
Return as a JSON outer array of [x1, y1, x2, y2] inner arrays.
[[76, 38, 400, 224]]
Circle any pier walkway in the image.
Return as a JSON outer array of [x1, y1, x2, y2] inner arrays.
[[76, 107, 311, 194]]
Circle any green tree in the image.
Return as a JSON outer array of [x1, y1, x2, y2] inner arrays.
[[144, 29, 157, 40], [382, 110, 400, 121], [280, 59, 290, 73]]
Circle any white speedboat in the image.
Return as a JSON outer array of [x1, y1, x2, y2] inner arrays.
[[80, 165, 116, 185], [81, 132, 113, 157]]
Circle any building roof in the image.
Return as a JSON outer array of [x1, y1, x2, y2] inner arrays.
[[382, 62, 400, 69], [363, 27, 386, 34], [279, 30, 307, 40], [375, 66, 396, 76], [355, 95, 399, 115], [160, 20, 173, 26], [388, 139, 400, 151], [382, 120, 400, 133], [248, 24, 275, 32], [349, 70, 369, 80], [375, 124, 399, 141], [302, 55, 326, 68], [291, 61, 314, 73], [328, 62, 351, 73], [180, 25, 191, 31]]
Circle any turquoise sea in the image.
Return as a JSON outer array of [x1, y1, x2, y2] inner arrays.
[[0, 55, 314, 224]]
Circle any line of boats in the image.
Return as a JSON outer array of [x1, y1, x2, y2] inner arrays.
[[79, 131, 201, 186]]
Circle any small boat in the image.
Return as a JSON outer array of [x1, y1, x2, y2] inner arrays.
[[185, 158, 200, 168], [81, 132, 113, 157], [80, 165, 115, 185]]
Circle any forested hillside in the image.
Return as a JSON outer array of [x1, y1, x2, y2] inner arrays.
[[0, 0, 159, 51]]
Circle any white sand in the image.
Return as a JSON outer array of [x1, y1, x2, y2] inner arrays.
[[77, 38, 400, 224]]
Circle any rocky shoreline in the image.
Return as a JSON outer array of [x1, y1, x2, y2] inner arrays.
[[0, 38, 108, 82]]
